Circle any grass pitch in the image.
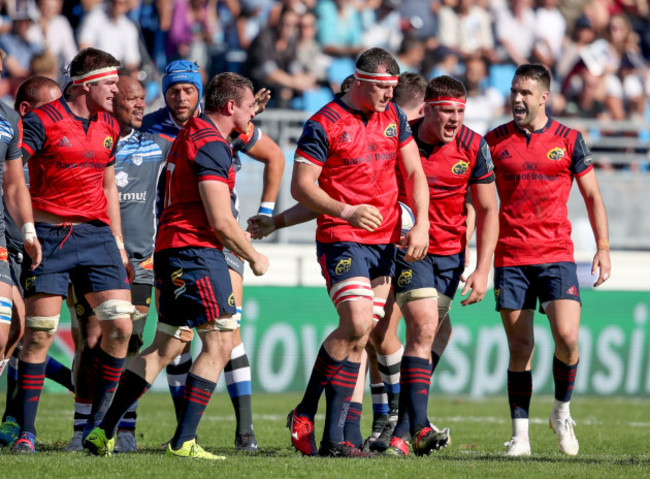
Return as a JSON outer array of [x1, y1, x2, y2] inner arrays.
[[1, 393, 648, 478]]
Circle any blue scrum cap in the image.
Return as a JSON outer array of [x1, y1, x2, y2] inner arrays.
[[162, 60, 203, 100]]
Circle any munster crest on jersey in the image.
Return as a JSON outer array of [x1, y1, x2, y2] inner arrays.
[[452, 160, 470, 175], [384, 123, 397, 138], [547, 147, 565, 161], [104, 136, 113, 150]]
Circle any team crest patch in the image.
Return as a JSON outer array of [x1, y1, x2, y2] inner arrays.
[[24, 276, 36, 291], [547, 147, 565, 161], [132, 154, 143, 166], [75, 303, 86, 318], [335, 258, 352, 275], [384, 123, 397, 138], [452, 160, 470, 175], [0, 248, 7, 262], [397, 270, 412, 288], [228, 293, 235, 307], [104, 136, 113, 150], [141, 256, 153, 270], [494, 289, 500, 300]]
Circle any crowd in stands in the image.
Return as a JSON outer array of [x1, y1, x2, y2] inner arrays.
[[0, 0, 648, 131]]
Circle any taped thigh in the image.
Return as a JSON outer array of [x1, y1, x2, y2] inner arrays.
[[437, 293, 452, 322], [373, 297, 386, 322], [26, 314, 60, 333], [395, 287, 438, 308], [156, 322, 195, 342], [94, 299, 137, 321], [196, 313, 240, 333], [329, 279, 373, 309]]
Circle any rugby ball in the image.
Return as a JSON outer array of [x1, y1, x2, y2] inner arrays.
[[399, 201, 415, 235]]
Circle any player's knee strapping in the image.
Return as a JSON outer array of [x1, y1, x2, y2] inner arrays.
[[373, 297, 386, 322], [395, 287, 438, 308], [157, 323, 195, 342], [25, 314, 60, 333], [94, 299, 137, 321], [196, 313, 240, 332], [0, 297, 11, 325], [329, 279, 374, 309]]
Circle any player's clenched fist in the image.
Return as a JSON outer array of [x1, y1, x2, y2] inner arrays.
[[250, 252, 269, 276]]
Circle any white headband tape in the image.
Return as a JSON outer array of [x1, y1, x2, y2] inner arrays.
[[71, 67, 119, 86], [354, 68, 399, 85]]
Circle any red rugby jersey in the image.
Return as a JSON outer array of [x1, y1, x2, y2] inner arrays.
[[295, 97, 413, 244], [22, 98, 119, 224], [485, 118, 593, 267], [156, 114, 233, 251], [400, 122, 494, 256]]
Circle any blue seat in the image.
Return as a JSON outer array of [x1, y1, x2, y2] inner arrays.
[[489, 64, 518, 98], [327, 58, 356, 89]]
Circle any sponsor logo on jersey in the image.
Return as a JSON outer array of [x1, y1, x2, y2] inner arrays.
[[338, 132, 352, 144], [56, 136, 72, 148], [523, 161, 537, 171], [82, 150, 96, 159], [452, 159, 470, 175], [497, 149, 512, 160], [547, 147, 565, 161], [228, 293, 235, 307], [115, 171, 129, 188], [132, 154, 143, 166], [335, 258, 352, 275], [171, 268, 186, 299], [397, 270, 412, 288], [584, 155, 593, 166], [384, 123, 397, 138], [104, 136, 113, 150]]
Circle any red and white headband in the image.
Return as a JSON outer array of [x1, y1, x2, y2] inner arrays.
[[71, 67, 119, 86], [354, 68, 399, 85], [427, 96, 466, 107]]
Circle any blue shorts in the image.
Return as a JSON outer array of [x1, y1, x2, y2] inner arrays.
[[394, 250, 464, 299], [8, 246, 22, 292], [22, 222, 129, 298], [494, 262, 581, 314], [316, 241, 395, 289], [155, 247, 236, 330]]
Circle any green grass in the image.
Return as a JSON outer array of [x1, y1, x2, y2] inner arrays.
[[1, 393, 649, 478]]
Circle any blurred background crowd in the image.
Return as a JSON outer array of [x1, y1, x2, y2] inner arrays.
[[0, 0, 648, 132]]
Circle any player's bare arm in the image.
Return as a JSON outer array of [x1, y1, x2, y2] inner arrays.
[[576, 169, 611, 287], [460, 181, 498, 306], [291, 160, 383, 232], [245, 131, 285, 222], [3, 157, 41, 268], [247, 203, 317, 239], [397, 140, 429, 262], [200, 180, 268, 276]]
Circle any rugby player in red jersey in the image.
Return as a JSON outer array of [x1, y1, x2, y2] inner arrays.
[[286, 47, 430, 458], [485, 64, 610, 457], [84, 72, 268, 460], [12, 48, 135, 454]]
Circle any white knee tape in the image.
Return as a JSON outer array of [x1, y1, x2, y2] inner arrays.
[[157, 322, 195, 342], [395, 287, 438, 308], [329, 279, 373, 308], [0, 296, 12, 324], [26, 315, 60, 333], [437, 293, 452, 320], [94, 299, 137, 321], [196, 313, 240, 333]]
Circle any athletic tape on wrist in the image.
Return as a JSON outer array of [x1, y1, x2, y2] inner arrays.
[[258, 202, 275, 217], [21, 222, 36, 243]]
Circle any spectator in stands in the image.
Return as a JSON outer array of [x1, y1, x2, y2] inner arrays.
[[399, 0, 440, 49], [494, 0, 536, 66], [242, 5, 316, 108], [424, 45, 462, 79], [26, 0, 77, 68], [437, 0, 496, 61], [360, 0, 403, 54], [463, 54, 505, 134], [556, 15, 597, 82], [395, 35, 426, 74], [77, 0, 141, 73], [0, 10, 43, 81], [29, 50, 60, 80], [296, 10, 331, 85], [532, 0, 566, 71], [229, 0, 268, 52], [166, 0, 218, 73], [315, 0, 364, 59]]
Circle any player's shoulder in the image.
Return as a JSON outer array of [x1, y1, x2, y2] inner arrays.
[[310, 99, 347, 126], [455, 124, 483, 152], [546, 119, 580, 142], [0, 100, 20, 125], [485, 121, 514, 143]]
